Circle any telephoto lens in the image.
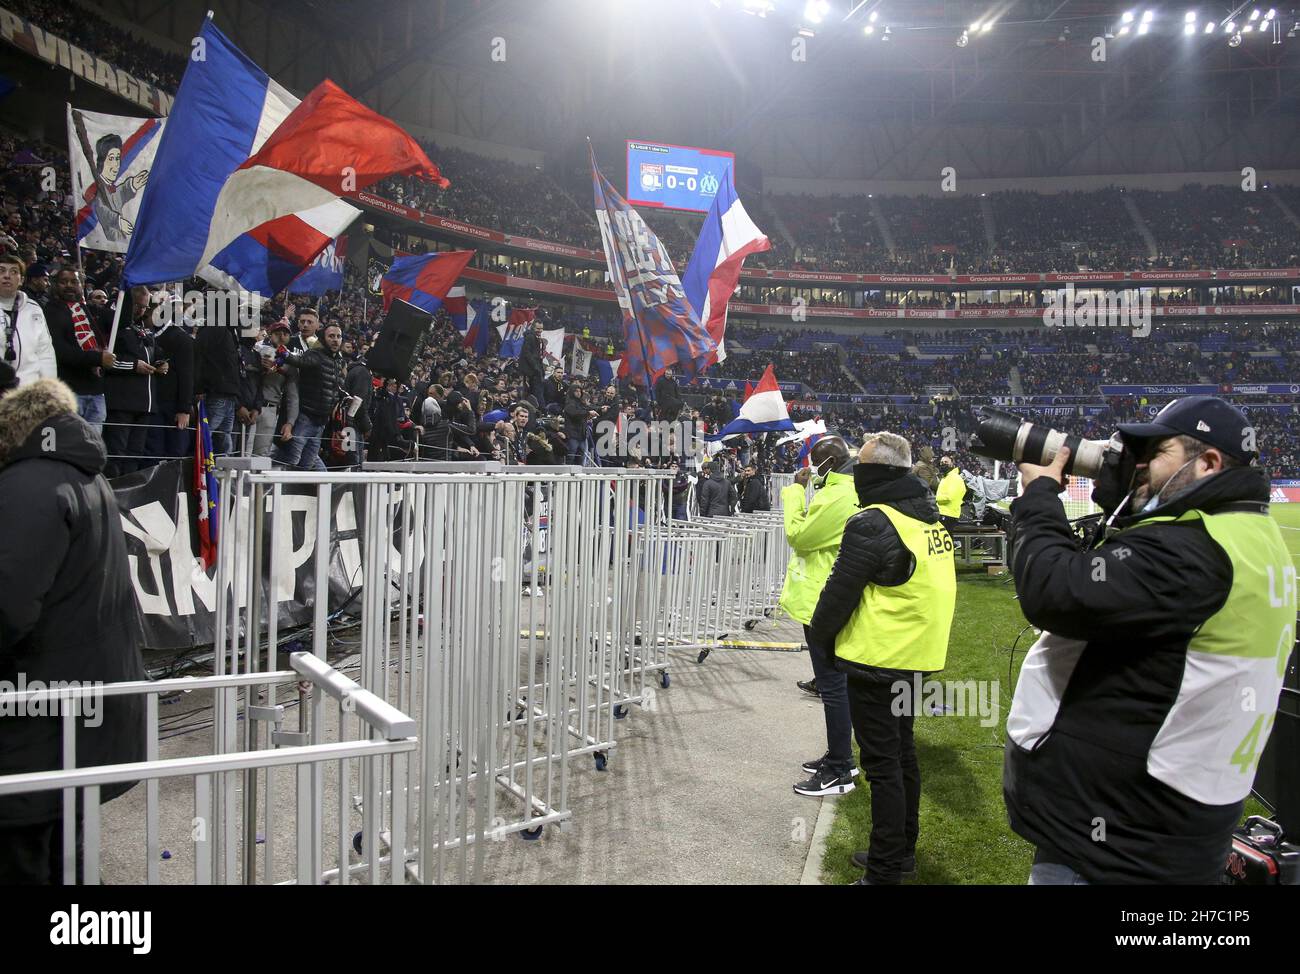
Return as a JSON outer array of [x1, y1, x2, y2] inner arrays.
[[970, 407, 1116, 479]]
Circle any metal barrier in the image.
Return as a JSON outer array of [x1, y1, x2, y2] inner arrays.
[[0, 652, 415, 885], [18, 458, 791, 884], [208, 459, 681, 883]]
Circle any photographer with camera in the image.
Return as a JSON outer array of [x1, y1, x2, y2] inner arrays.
[[997, 396, 1294, 884]]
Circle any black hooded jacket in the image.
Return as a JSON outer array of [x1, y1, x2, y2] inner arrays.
[[808, 466, 941, 679], [0, 379, 146, 825]]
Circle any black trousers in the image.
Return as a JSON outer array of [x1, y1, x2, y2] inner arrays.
[[104, 409, 150, 478], [845, 673, 920, 884], [0, 814, 83, 884]]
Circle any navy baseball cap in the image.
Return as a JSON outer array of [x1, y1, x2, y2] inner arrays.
[[1117, 396, 1257, 463]]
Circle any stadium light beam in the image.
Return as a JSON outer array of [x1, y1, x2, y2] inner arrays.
[[1138, 21, 1150, 34], [1184, 10, 1197, 23], [1142, 10, 1155, 23], [956, 29, 969, 46], [1184, 22, 1195, 34], [863, 23, 875, 34], [1204, 20, 1215, 33], [1122, 10, 1135, 23], [1249, 8, 1261, 20]]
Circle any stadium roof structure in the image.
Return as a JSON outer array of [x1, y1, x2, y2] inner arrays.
[[84, 0, 1300, 179]]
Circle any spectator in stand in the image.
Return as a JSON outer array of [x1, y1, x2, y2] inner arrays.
[[519, 318, 545, 403], [22, 262, 50, 311], [251, 320, 298, 459], [0, 252, 55, 388], [276, 322, 345, 471], [148, 294, 195, 460], [343, 344, 373, 466], [45, 267, 114, 429], [290, 308, 319, 353], [192, 308, 243, 457], [562, 378, 595, 464], [102, 286, 160, 477]]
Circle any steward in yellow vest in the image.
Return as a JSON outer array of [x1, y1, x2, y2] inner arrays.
[[808, 433, 957, 884]]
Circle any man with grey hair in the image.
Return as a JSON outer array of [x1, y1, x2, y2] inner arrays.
[[810, 431, 957, 884]]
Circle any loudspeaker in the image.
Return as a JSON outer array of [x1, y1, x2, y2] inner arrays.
[[366, 299, 432, 380]]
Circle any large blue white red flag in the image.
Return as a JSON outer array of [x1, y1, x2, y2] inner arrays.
[[124, 19, 447, 294], [290, 236, 347, 295], [66, 106, 163, 254], [589, 144, 715, 387], [380, 251, 474, 314], [705, 364, 796, 440], [681, 167, 769, 368]]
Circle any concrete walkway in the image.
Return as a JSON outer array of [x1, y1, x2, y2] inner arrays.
[[480, 617, 833, 884]]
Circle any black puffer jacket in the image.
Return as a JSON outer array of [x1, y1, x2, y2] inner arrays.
[[0, 379, 146, 825], [809, 465, 940, 679], [286, 345, 344, 422]]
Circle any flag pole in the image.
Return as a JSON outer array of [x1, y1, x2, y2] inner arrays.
[[587, 138, 656, 401], [106, 287, 125, 357]]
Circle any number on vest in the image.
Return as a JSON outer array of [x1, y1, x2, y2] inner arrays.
[[926, 527, 954, 556]]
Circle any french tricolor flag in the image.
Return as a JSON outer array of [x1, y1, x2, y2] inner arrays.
[[681, 167, 770, 368], [124, 19, 446, 295], [705, 364, 795, 441]]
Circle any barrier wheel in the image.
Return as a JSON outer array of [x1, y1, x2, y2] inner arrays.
[[660, 672, 671, 689], [521, 826, 544, 841], [613, 705, 628, 720], [594, 751, 608, 772], [352, 831, 364, 856], [697, 650, 710, 664], [744, 619, 759, 631]]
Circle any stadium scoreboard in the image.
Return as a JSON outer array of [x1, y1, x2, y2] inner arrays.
[[626, 140, 735, 213]]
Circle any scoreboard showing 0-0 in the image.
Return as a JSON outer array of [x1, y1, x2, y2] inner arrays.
[[626, 140, 735, 213]]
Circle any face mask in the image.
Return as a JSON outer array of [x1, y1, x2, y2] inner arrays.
[[811, 455, 835, 489], [1140, 456, 1198, 513]]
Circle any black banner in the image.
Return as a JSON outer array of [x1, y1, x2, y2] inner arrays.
[[111, 460, 367, 650]]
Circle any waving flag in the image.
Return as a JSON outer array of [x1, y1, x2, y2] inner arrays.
[[595, 357, 620, 386], [681, 167, 769, 368], [590, 144, 715, 387], [381, 250, 475, 315], [445, 286, 468, 333], [705, 364, 795, 441], [542, 328, 565, 367], [776, 418, 828, 447], [66, 106, 163, 253], [194, 399, 219, 570], [124, 19, 448, 294], [290, 236, 347, 295], [497, 307, 534, 359], [466, 297, 491, 355], [796, 433, 824, 468]]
